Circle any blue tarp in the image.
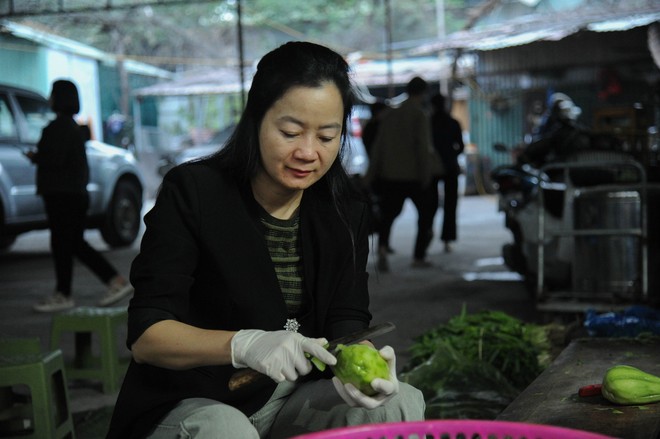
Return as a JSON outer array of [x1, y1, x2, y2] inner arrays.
[[584, 305, 660, 337]]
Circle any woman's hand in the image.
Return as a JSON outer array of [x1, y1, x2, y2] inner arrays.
[[332, 345, 400, 409], [231, 330, 337, 382], [24, 150, 36, 163]]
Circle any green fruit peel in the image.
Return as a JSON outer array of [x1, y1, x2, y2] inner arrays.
[[306, 342, 330, 372]]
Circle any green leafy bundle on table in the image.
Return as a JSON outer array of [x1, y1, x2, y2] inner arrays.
[[400, 307, 552, 420]]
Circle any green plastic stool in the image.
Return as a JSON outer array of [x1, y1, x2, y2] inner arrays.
[[0, 349, 75, 439], [50, 306, 129, 394], [0, 338, 41, 356]]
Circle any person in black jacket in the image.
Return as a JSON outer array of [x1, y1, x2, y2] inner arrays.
[[28, 80, 132, 312], [106, 42, 424, 439], [430, 93, 464, 252]]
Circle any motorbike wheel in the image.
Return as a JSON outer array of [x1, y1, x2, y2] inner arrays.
[[502, 243, 526, 275]]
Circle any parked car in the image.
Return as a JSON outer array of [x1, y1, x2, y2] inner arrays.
[[0, 84, 144, 251], [158, 123, 369, 178], [157, 124, 236, 176]]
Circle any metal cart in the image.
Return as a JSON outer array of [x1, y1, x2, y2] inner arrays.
[[534, 159, 659, 312]]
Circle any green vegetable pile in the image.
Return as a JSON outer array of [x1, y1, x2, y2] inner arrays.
[[400, 306, 553, 420]]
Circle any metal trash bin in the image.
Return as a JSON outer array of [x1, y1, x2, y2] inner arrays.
[[572, 184, 659, 302]]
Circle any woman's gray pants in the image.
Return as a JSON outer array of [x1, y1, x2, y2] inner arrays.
[[144, 379, 425, 438]]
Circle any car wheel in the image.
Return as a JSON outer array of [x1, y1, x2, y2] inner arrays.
[[0, 207, 16, 251], [100, 179, 142, 248]]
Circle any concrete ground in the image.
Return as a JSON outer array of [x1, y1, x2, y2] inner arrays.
[[0, 194, 549, 437]]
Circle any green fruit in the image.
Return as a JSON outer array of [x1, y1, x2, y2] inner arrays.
[[601, 365, 660, 405], [331, 344, 390, 396]]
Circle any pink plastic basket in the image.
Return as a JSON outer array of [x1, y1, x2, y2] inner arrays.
[[289, 420, 616, 439]]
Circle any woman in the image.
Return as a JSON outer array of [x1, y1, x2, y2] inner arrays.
[[107, 42, 424, 439], [430, 93, 464, 253], [28, 79, 132, 312]]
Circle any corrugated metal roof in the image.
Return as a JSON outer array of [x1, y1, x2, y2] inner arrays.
[[412, 6, 660, 54], [350, 57, 450, 86], [0, 20, 172, 78], [133, 57, 456, 97], [132, 67, 248, 97]]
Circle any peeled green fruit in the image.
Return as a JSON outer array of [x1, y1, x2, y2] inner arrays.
[[601, 365, 660, 405], [331, 344, 390, 396]]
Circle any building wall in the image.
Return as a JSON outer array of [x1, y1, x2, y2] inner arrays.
[[98, 63, 162, 146], [44, 49, 102, 139], [467, 26, 659, 171], [1, 23, 169, 146], [0, 34, 49, 95]]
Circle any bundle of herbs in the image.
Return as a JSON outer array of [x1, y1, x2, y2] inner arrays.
[[400, 307, 552, 420]]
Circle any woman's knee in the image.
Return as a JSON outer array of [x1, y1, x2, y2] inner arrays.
[[181, 404, 259, 439], [148, 398, 259, 439], [340, 382, 425, 427], [392, 382, 426, 420]]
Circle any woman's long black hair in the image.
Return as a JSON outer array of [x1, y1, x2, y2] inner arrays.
[[214, 41, 360, 236]]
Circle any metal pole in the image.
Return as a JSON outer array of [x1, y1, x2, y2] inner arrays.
[[435, 0, 449, 95], [237, 0, 246, 107], [385, 0, 394, 99]]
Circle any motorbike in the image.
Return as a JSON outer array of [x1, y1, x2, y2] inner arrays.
[[490, 94, 643, 299], [491, 143, 572, 293]]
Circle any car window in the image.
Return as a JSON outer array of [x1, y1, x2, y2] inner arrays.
[[15, 95, 53, 143], [0, 94, 17, 139]]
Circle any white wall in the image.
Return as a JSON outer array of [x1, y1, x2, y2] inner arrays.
[[45, 50, 102, 141]]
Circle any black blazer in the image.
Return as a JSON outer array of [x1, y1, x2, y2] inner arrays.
[[107, 157, 372, 439], [34, 116, 89, 195]]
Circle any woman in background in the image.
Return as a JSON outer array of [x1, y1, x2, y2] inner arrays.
[[29, 79, 132, 312], [430, 93, 465, 253]]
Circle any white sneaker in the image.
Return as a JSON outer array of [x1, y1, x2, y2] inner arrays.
[[98, 282, 133, 306], [33, 292, 75, 313]]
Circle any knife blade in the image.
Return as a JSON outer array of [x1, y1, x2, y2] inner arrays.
[[227, 321, 396, 391]]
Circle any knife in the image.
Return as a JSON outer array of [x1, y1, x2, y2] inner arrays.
[[227, 321, 396, 391]]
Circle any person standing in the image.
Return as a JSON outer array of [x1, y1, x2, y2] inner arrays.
[[366, 77, 439, 271], [106, 42, 424, 439], [361, 101, 388, 158], [27, 80, 133, 312], [430, 93, 465, 252]]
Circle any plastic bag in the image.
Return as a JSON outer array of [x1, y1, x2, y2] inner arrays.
[[584, 305, 660, 337]]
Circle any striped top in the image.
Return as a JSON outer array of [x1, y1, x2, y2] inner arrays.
[[260, 210, 306, 316]]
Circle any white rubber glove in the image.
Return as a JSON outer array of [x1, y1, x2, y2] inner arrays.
[[231, 329, 337, 383], [332, 345, 400, 409]]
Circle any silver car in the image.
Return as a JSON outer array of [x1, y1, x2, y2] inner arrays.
[[0, 84, 144, 251], [159, 124, 369, 178]]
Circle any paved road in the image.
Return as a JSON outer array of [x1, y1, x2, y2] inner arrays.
[[0, 194, 540, 414]]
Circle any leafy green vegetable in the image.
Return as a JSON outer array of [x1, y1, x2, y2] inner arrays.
[[401, 341, 520, 419], [400, 306, 553, 419], [404, 306, 549, 390]]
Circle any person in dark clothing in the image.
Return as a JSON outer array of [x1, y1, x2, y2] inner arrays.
[[106, 42, 424, 439], [360, 102, 389, 239], [361, 102, 388, 157], [366, 78, 439, 270], [27, 80, 133, 312], [430, 93, 464, 252], [522, 92, 585, 167]]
